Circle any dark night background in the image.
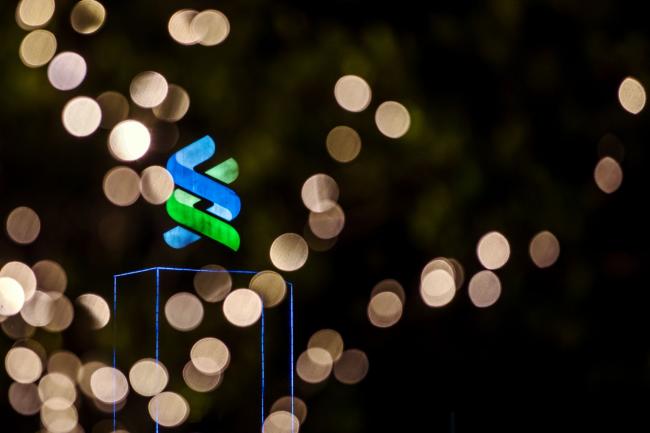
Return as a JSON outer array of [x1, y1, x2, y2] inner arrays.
[[1, 0, 649, 431]]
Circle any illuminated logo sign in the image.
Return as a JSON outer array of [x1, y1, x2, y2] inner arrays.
[[163, 135, 241, 251]]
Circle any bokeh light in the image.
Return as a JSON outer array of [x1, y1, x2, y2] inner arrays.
[[308, 329, 343, 362], [165, 292, 204, 331], [129, 358, 168, 396], [47, 52, 87, 91], [296, 348, 333, 384], [326, 125, 362, 163], [476, 231, 511, 270], [1, 261, 37, 302], [270, 233, 309, 272], [0, 277, 25, 316], [301, 174, 339, 213], [6, 206, 41, 245], [420, 269, 455, 307], [75, 293, 110, 329], [43, 295, 74, 332], [4, 346, 42, 383], [103, 166, 141, 206], [168, 9, 200, 45], [193, 265, 232, 302], [618, 76, 646, 114], [38, 372, 76, 410], [334, 75, 371, 112], [20, 290, 54, 327], [153, 84, 190, 122], [249, 270, 287, 308], [62, 96, 102, 137], [468, 270, 502, 308], [191, 9, 230, 46], [90, 366, 129, 403], [70, 0, 106, 35], [333, 349, 369, 385], [97, 91, 129, 129], [368, 291, 403, 328], [17, 0, 55, 28], [47, 351, 81, 381], [271, 396, 307, 424], [594, 156, 623, 194], [308, 204, 345, 239], [32, 260, 67, 299], [40, 404, 78, 433], [148, 391, 190, 427], [108, 120, 151, 161], [191, 337, 230, 375], [375, 101, 411, 139], [529, 230, 560, 268], [370, 279, 406, 304], [19, 29, 56, 68], [263, 410, 300, 433], [223, 288, 263, 327], [129, 71, 169, 108], [182, 360, 222, 392], [140, 165, 174, 204], [8, 382, 41, 415]]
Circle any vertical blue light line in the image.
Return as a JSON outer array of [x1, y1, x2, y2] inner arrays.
[[289, 282, 294, 433], [155, 268, 160, 433], [113, 275, 117, 432], [261, 307, 265, 431]]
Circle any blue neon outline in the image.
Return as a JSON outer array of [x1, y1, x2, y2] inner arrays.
[[112, 266, 295, 432]]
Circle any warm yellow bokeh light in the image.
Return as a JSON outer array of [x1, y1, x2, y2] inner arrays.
[[301, 174, 339, 213], [249, 270, 287, 308], [140, 165, 174, 205], [618, 76, 646, 114], [168, 9, 200, 45], [102, 166, 141, 207], [130, 71, 169, 108], [368, 291, 403, 328], [190, 337, 230, 375], [0, 277, 25, 317], [75, 293, 110, 329], [148, 392, 190, 427], [90, 366, 129, 404], [19, 29, 56, 68], [270, 233, 309, 272], [223, 288, 263, 327], [5, 346, 42, 384], [70, 0, 106, 34], [43, 295, 74, 332], [334, 75, 372, 112], [129, 358, 169, 397], [191, 9, 230, 46], [326, 125, 362, 163], [375, 101, 411, 139], [420, 269, 455, 307], [1, 261, 37, 303], [476, 231, 510, 270], [17, 0, 55, 28], [109, 120, 151, 161], [164, 292, 204, 331], [182, 360, 222, 392], [296, 348, 333, 384], [62, 96, 102, 137]]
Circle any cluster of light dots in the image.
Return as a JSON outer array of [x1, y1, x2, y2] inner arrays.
[[168, 9, 231, 46], [102, 165, 174, 206], [595, 76, 644, 195], [296, 329, 369, 387]]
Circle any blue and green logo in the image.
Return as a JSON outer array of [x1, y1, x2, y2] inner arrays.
[[163, 135, 241, 251]]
